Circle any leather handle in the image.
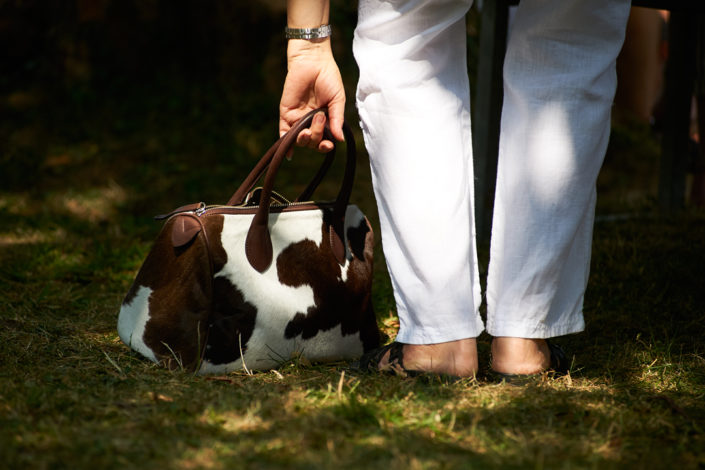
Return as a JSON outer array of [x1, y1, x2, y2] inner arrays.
[[227, 123, 336, 206], [227, 136, 285, 206], [245, 109, 356, 272], [295, 128, 336, 202]]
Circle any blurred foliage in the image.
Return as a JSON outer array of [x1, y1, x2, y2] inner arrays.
[[1, 0, 290, 195], [0, 0, 478, 200]]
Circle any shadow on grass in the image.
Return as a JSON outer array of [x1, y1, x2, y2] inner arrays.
[[3, 91, 704, 469], [2, 3, 704, 467], [562, 214, 705, 382], [4, 352, 703, 470]]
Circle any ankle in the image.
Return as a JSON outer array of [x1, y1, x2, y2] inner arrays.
[[491, 337, 550, 375], [399, 339, 479, 377]]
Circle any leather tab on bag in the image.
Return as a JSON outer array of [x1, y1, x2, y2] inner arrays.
[[329, 224, 346, 265], [244, 108, 354, 271], [171, 214, 202, 248], [245, 223, 272, 272]]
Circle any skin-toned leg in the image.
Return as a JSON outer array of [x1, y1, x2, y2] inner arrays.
[[355, 0, 483, 354], [490, 337, 550, 375], [376, 339, 479, 377], [487, 0, 631, 376]]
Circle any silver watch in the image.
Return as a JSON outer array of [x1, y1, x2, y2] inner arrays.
[[285, 24, 332, 40]]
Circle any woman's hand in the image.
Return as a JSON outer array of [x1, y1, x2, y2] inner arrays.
[[279, 39, 346, 152]]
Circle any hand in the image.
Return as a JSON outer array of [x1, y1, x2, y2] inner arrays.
[[279, 39, 346, 153]]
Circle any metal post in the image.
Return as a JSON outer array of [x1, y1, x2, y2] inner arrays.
[[472, 0, 510, 242]]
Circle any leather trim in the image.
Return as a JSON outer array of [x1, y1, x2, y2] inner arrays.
[[245, 222, 272, 273], [228, 126, 337, 206], [227, 138, 284, 206], [200, 201, 334, 216], [329, 224, 345, 264], [296, 128, 336, 202], [244, 109, 357, 271], [171, 214, 202, 248]]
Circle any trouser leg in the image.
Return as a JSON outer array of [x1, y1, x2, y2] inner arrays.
[[486, 0, 631, 338], [354, 0, 483, 344]]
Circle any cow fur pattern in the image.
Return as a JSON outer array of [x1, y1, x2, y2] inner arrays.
[[118, 205, 380, 373]]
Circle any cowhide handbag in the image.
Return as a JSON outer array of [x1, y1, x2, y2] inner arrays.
[[117, 109, 381, 373]]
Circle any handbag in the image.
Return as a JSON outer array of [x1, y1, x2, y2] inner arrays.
[[117, 109, 381, 373]]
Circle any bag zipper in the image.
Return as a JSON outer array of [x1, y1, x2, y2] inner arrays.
[[195, 200, 325, 216], [156, 200, 332, 221]]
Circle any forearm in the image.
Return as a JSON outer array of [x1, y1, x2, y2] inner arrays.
[[286, 0, 333, 59], [287, 0, 330, 28], [280, 0, 345, 144]]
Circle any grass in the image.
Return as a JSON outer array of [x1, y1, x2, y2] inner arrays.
[[2, 4, 705, 468], [3, 107, 705, 469]]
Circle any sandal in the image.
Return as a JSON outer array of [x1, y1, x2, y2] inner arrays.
[[489, 340, 570, 385], [356, 342, 463, 382]]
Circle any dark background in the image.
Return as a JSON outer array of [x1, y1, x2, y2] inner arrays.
[[0, 0, 369, 209]]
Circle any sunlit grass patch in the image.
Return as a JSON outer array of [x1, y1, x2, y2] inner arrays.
[[2, 170, 704, 470], [2, 43, 705, 470]]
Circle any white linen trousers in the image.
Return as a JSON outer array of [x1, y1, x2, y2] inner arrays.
[[353, 0, 631, 344]]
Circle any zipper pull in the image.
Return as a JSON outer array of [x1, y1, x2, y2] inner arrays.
[[154, 202, 206, 220]]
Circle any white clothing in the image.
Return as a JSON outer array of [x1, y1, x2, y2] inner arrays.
[[353, 0, 631, 343]]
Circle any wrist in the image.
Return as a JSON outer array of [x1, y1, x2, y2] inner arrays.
[[287, 36, 332, 60], [285, 24, 331, 40]]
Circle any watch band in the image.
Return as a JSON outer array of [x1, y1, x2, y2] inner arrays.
[[285, 24, 332, 40]]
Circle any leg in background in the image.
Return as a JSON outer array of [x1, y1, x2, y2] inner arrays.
[[487, 0, 631, 373]]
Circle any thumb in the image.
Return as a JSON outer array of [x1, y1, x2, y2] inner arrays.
[[327, 99, 346, 142], [279, 118, 291, 138]]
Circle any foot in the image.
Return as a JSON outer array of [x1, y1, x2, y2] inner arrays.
[[374, 338, 478, 377], [490, 337, 551, 375]]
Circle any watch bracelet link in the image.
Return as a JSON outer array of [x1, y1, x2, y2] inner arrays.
[[285, 24, 332, 40]]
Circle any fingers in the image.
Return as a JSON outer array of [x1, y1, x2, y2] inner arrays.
[[280, 112, 330, 156], [292, 111, 336, 153], [280, 100, 345, 154], [308, 111, 326, 148]]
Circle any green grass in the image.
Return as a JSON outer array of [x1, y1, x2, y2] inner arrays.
[[2, 5, 705, 468], [3, 102, 705, 468]]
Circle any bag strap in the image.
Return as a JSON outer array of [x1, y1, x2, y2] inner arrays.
[[227, 124, 337, 206], [244, 108, 356, 272], [227, 136, 283, 206], [295, 127, 337, 202]]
